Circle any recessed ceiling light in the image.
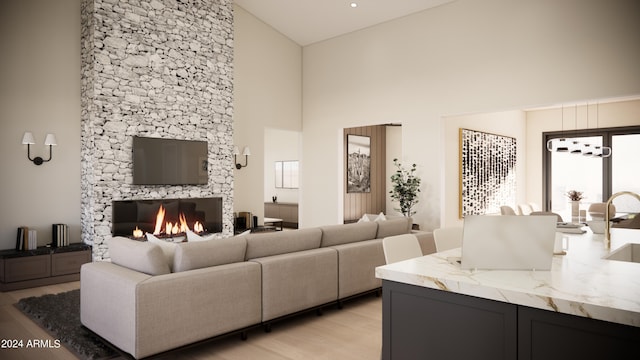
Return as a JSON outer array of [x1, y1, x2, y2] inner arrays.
[[350, 2, 358, 8]]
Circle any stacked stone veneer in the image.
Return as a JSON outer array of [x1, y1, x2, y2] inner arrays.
[[80, 0, 234, 260]]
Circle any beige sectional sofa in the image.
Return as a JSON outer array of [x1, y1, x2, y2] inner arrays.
[[80, 217, 434, 359]]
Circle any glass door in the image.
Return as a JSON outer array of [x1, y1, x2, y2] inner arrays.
[[549, 136, 603, 221], [545, 126, 640, 221], [611, 133, 640, 214]]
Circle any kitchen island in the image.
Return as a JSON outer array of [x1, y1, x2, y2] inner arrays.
[[375, 228, 640, 360]]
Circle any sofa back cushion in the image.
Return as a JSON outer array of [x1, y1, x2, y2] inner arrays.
[[357, 213, 387, 223], [376, 217, 412, 238], [173, 235, 248, 272], [108, 236, 170, 276], [245, 228, 322, 260], [146, 233, 178, 271], [320, 222, 378, 247]]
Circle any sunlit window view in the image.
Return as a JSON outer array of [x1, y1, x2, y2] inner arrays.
[[612, 134, 640, 213], [275, 160, 299, 189], [550, 136, 603, 221], [549, 131, 640, 221]]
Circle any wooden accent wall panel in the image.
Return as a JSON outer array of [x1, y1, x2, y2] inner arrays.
[[344, 125, 386, 222]]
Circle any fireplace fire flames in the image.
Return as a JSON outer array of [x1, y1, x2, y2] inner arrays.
[[132, 205, 204, 239], [112, 197, 223, 239]]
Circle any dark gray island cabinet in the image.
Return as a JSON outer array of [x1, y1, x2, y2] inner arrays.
[[382, 280, 639, 360], [377, 230, 640, 360]]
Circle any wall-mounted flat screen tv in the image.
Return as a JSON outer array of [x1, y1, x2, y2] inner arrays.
[[132, 136, 208, 185]]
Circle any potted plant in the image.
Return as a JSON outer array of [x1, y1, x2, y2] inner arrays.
[[565, 190, 584, 223], [565, 190, 584, 202], [389, 158, 421, 218]]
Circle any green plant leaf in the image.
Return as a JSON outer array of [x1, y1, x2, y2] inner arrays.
[[389, 159, 421, 217]]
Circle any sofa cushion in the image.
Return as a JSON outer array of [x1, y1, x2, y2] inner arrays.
[[173, 235, 248, 272], [146, 233, 178, 271], [108, 236, 170, 276], [320, 222, 378, 247], [376, 217, 412, 238], [330, 239, 385, 298], [185, 229, 217, 242], [358, 212, 387, 223], [250, 247, 338, 321], [245, 228, 322, 260]]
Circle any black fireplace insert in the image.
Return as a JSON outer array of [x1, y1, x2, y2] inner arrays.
[[112, 197, 223, 237]]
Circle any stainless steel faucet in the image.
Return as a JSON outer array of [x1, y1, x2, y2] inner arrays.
[[605, 191, 640, 249]]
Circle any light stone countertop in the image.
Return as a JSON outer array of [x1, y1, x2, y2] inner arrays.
[[375, 228, 640, 327]]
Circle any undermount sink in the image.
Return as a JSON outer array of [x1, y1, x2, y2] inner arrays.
[[604, 243, 640, 263]]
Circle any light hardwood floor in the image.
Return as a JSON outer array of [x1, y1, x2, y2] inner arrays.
[[0, 281, 382, 359]]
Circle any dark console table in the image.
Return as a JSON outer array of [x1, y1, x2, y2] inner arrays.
[[0, 243, 92, 291], [264, 202, 298, 228]]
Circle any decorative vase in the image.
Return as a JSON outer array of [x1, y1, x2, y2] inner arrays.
[[272, 196, 277, 203], [571, 200, 580, 223]]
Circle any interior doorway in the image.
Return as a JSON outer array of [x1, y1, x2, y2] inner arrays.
[[264, 128, 301, 228]]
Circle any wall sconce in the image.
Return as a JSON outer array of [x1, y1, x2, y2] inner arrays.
[[22, 132, 57, 165], [233, 146, 251, 169]]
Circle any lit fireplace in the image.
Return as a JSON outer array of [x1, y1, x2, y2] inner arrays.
[[112, 198, 223, 239], [151, 204, 204, 237]]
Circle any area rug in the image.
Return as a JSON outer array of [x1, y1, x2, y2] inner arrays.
[[15, 289, 119, 360]]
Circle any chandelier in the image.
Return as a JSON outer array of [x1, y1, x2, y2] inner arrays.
[[546, 103, 611, 158]]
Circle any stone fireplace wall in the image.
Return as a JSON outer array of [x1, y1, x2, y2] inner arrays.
[[80, 0, 234, 260]]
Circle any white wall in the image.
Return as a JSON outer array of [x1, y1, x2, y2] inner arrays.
[[233, 5, 302, 222], [264, 128, 300, 204], [0, 0, 81, 250], [301, 0, 640, 230]]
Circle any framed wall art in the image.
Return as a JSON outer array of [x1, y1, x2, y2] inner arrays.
[[459, 128, 516, 217], [347, 134, 371, 193]]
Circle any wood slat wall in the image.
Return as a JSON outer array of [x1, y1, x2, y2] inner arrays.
[[344, 125, 386, 222]]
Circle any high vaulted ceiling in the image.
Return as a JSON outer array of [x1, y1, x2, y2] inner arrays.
[[234, 0, 456, 46]]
